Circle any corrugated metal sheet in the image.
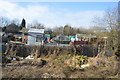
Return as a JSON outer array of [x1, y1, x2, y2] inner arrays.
[[45, 34, 50, 39], [28, 33, 44, 45], [28, 28, 44, 33]]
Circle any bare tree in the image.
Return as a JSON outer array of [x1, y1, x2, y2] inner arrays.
[[63, 25, 76, 36], [31, 21, 44, 29], [89, 26, 107, 37], [53, 26, 64, 35], [0, 17, 9, 27], [104, 7, 119, 54], [92, 7, 119, 55]]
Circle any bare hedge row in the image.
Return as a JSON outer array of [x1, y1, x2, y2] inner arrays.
[[3, 45, 98, 58]]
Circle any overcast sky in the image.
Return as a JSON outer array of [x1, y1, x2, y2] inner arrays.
[[0, 1, 117, 28]]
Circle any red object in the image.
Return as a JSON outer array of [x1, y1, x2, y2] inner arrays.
[[24, 36, 28, 38], [74, 41, 88, 45], [13, 35, 18, 38]]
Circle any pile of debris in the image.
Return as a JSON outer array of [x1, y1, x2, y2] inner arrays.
[[65, 55, 89, 69]]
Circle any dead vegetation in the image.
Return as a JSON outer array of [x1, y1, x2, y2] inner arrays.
[[2, 45, 120, 79], [3, 44, 98, 58]]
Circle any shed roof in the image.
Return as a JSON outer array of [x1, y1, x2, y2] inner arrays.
[[19, 28, 29, 33], [28, 28, 44, 33]]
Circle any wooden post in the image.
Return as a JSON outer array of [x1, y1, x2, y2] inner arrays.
[[22, 33, 24, 43]]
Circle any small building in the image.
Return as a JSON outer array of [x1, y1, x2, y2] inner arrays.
[[27, 28, 45, 45], [75, 33, 97, 42], [19, 28, 29, 43], [53, 35, 71, 44], [69, 36, 75, 42], [45, 34, 50, 39], [13, 33, 22, 38], [75, 34, 88, 41]]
